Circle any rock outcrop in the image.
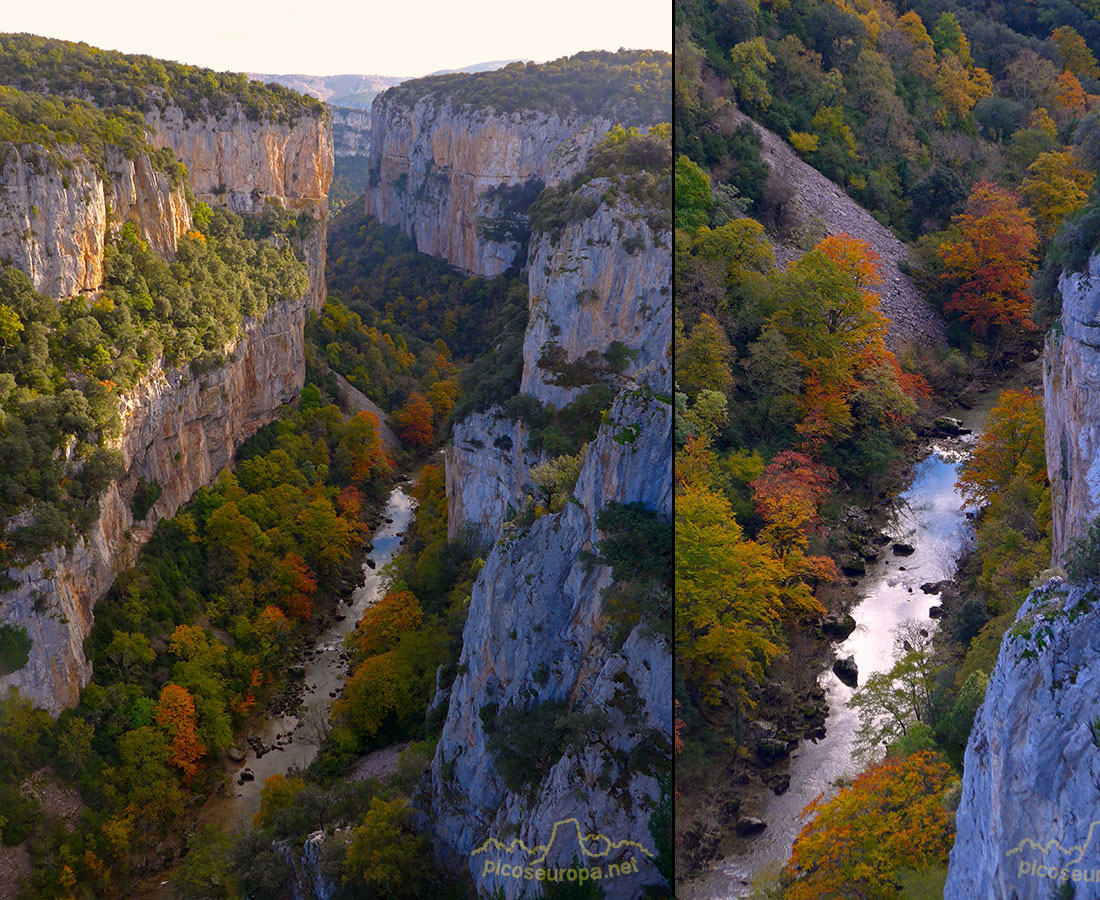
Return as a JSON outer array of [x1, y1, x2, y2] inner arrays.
[[1045, 254, 1100, 562], [729, 106, 945, 348], [446, 172, 671, 545], [0, 105, 333, 713], [444, 412, 541, 542], [146, 103, 332, 310], [521, 181, 671, 407], [425, 127, 671, 894], [0, 143, 191, 299], [424, 388, 672, 899], [945, 578, 1100, 899], [364, 90, 610, 276], [330, 105, 372, 158]]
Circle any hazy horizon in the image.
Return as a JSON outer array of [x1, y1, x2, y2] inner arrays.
[[4, 1, 670, 78]]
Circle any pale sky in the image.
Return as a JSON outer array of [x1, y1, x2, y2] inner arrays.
[[4, 0, 671, 78]]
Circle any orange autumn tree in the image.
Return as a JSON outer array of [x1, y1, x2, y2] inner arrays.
[[938, 181, 1039, 338], [787, 751, 957, 900], [956, 388, 1046, 506], [675, 438, 824, 718], [155, 683, 205, 782], [352, 590, 423, 657], [771, 235, 922, 451], [393, 392, 434, 447], [750, 450, 839, 583]]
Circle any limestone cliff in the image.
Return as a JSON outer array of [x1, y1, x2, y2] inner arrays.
[[146, 103, 332, 309], [330, 105, 372, 158], [521, 181, 671, 407], [0, 143, 191, 299], [0, 297, 307, 711], [424, 388, 672, 899], [364, 89, 610, 276], [1044, 253, 1100, 562], [425, 134, 671, 894], [0, 105, 333, 712], [945, 578, 1100, 899], [446, 167, 671, 544]]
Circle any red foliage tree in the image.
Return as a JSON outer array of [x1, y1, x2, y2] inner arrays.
[[154, 683, 205, 782], [393, 393, 434, 448], [938, 180, 1039, 338]]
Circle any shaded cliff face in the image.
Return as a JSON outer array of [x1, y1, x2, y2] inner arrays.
[[0, 143, 190, 298], [945, 578, 1100, 899], [445, 170, 671, 544], [0, 106, 333, 713], [425, 388, 672, 899], [522, 181, 671, 407], [330, 105, 371, 158], [1045, 255, 1100, 562], [364, 91, 609, 276]]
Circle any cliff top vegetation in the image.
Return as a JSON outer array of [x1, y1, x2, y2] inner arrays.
[[0, 34, 323, 123], [380, 49, 671, 125]]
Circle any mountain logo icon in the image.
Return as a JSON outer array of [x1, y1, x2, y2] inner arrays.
[[1007, 821, 1100, 866], [471, 817, 655, 867]]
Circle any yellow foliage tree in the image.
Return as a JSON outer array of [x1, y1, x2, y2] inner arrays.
[[1020, 149, 1095, 239]]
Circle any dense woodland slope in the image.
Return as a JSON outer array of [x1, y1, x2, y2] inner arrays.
[[673, 0, 1100, 895]]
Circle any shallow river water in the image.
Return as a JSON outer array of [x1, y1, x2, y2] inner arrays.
[[200, 485, 416, 831], [682, 398, 999, 899]]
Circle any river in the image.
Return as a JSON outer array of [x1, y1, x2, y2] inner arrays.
[[199, 484, 416, 832], [681, 395, 1001, 899]]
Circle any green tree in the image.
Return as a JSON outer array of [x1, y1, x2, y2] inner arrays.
[[344, 797, 429, 898], [730, 37, 775, 112], [675, 156, 712, 232]]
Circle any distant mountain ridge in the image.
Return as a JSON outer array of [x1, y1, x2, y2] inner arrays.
[[248, 61, 526, 109], [245, 72, 407, 108]]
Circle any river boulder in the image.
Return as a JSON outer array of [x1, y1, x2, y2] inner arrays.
[[822, 613, 857, 640], [833, 655, 859, 686], [735, 816, 767, 837]]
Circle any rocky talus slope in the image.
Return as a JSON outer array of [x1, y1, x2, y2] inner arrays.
[[730, 106, 945, 347], [364, 90, 611, 276], [0, 104, 333, 712]]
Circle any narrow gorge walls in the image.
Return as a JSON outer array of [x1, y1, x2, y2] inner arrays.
[[0, 103, 333, 712]]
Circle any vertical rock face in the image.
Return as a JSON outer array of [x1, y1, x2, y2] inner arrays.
[[445, 175, 671, 544], [330, 105, 372, 158], [426, 137, 671, 893], [425, 388, 672, 899], [945, 579, 1100, 899], [103, 145, 193, 258], [0, 144, 193, 300], [521, 182, 672, 407], [0, 145, 105, 298], [0, 298, 307, 711], [146, 104, 333, 310], [1044, 254, 1100, 562], [364, 91, 608, 276], [444, 412, 541, 542], [0, 107, 333, 713]]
